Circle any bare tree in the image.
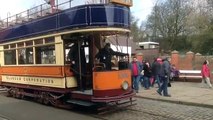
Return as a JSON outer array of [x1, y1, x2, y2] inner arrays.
[[146, 0, 192, 51]]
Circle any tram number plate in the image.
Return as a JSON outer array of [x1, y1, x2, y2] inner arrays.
[[110, 0, 133, 6], [118, 73, 129, 79]]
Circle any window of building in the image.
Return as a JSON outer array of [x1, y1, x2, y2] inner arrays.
[[35, 45, 55, 64], [4, 50, 16, 65]]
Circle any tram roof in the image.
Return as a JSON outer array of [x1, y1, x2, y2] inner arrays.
[[0, 1, 130, 43]]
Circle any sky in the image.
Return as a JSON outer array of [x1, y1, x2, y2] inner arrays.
[[131, 0, 154, 23], [0, 0, 154, 24]]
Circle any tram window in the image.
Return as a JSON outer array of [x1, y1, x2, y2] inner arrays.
[[64, 42, 74, 63], [35, 39, 43, 45], [17, 42, 24, 48], [26, 41, 33, 46], [85, 47, 89, 63], [45, 37, 54, 43], [3, 45, 9, 49], [4, 50, 16, 65], [18, 48, 34, 64], [35, 45, 56, 64], [10, 44, 16, 48]]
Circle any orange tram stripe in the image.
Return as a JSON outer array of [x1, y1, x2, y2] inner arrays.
[[0, 66, 74, 77]]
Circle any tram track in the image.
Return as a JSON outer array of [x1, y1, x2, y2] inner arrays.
[[91, 107, 180, 120], [126, 108, 179, 120], [0, 91, 176, 120], [89, 98, 182, 120]]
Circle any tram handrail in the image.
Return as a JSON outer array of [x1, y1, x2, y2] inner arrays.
[[93, 63, 106, 71]]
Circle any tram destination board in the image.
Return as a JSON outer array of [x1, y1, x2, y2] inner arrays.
[[110, 0, 132, 7]]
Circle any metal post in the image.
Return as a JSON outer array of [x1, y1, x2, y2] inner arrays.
[[27, 10, 29, 20], [127, 33, 129, 62], [7, 12, 10, 27], [78, 40, 83, 91], [40, 4, 42, 16], [56, 0, 58, 12]]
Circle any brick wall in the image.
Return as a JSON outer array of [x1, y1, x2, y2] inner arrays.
[[135, 50, 213, 82], [171, 51, 213, 82]]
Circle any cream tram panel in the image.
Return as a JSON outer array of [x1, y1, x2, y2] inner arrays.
[[0, 46, 3, 65], [2, 75, 77, 88], [66, 77, 77, 88], [55, 35, 64, 65]]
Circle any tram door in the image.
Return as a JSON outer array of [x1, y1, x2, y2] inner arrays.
[[63, 35, 93, 90]]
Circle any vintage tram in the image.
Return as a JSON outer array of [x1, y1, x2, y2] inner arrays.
[[0, 0, 135, 112]]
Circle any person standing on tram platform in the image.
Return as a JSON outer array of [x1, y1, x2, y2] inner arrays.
[[95, 43, 128, 70], [68, 41, 87, 91]]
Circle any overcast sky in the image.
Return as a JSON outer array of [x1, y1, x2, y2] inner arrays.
[[0, 0, 154, 23]]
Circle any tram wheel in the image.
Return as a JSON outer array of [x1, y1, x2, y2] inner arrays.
[[42, 92, 50, 105]]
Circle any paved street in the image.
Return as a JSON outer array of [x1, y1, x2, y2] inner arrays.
[[0, 92, 99, 120], [1, 81, 213, 120], [99, 98, 213, 120], [136, 82, 213, 108]]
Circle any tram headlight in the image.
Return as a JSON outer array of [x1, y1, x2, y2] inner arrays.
[[121, 81, 129, 90]]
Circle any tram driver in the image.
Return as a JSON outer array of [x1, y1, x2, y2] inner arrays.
[[95, 43, 128, 70]]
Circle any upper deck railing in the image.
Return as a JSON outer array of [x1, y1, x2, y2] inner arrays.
[[0, 0, 110, 30]]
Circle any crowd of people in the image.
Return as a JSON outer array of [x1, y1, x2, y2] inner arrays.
[[129, 56, 180, 97], [67, 41, 212, 93]]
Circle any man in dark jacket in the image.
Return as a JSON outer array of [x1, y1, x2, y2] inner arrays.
[[151, 58, 161, 87], [157, 57, 171, 97], [143, 60, 152, 89], [95, 43, 128, 70]]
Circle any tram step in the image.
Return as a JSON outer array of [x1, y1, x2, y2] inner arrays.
[[66, 99, 95, 107]]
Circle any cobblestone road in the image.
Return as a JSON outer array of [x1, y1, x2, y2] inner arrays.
[[97, 98, 213, 120]]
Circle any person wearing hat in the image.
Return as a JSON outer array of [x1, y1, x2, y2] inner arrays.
[[95, 43, 128, 70]]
